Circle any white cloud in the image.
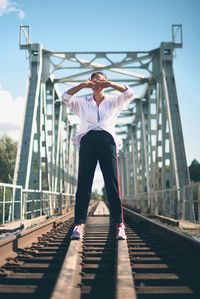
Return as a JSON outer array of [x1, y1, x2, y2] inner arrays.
[[18, 8, 25, 19], [0, 0, 8, 11], [0, 0, 25, 19], [0, 87, 25, 140]]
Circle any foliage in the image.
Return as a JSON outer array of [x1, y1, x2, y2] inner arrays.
[[0, 135, 17, 183], [91, 189, 102, 201], [101, 185, 107, 201], [189, 159, 200, 182]]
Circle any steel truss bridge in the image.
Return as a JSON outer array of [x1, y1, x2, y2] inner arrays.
[[8, 24, 195, 222]]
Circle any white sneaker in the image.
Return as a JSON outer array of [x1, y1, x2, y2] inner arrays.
[[116, 223, 127, 240], [70, 224, 82, 240]]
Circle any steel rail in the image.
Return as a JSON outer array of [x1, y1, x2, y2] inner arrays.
[[124, 207, 200, 298], [51, 201, 136, 299], [1, 202, 199, 298], [0, 210, 74, 267]]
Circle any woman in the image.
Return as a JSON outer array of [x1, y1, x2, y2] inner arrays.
[[62, 72, 134, 240]]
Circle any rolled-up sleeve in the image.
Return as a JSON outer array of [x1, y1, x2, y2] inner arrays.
[[111, 86, 135, 110], [62, 92, 72, 105], [62, 92, 85, 113]]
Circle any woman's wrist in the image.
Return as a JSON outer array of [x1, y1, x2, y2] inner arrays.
[[109, 81, 127, 92], [80, 82, 87, 89], [108, 81, 114, 88], [81, 80, 93, 89]]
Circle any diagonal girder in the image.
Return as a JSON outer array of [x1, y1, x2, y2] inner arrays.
[[15, 24, 191, 222]]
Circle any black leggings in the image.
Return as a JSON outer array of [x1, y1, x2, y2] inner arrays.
[[75, 130, 123, 224]]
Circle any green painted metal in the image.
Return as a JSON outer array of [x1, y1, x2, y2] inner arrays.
[[14, 25, 193, 220]]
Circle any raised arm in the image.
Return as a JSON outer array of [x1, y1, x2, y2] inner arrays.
[[66, 80, 94, 95], [62, 80, 96, 112], [95, 79, 128, 92], [108, 81, 128, 93], [95, 79, 134, 109]]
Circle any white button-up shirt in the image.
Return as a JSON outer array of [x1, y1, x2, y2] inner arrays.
[[62, 86, 135, 147]]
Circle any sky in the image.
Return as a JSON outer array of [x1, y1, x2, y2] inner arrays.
[[0, 0, 199, 192]]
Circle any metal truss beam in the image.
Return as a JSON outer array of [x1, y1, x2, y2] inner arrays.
[[15, 25, 192, 220]]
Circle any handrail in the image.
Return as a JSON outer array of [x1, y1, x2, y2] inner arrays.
[[0, 182, 75, 225]]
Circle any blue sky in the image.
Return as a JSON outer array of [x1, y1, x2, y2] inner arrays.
[[0, 0, 200, 189]]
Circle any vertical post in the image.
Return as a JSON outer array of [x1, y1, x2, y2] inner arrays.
[[12, 186, 15, 222], [23, 192, 27, 220], [3, 186, 5, 225], [31, 194, 34, 219], [141, 100, 150, 210], [59, 193, 63, 214], [19, 25, 30, 49], [160, 42, 190, 219], [154, 191, 158, 215], [172, 24, 183, 47], [40, 192, 42, 216], [20, 187, 23, 220], [198, 184, 200, 223]]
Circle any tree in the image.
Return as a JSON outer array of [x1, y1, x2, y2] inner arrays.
[[189, 159, 200, 182], [91, 189, 102, 201], [101, 185, 107, 201], [0, 135, 17, 183]]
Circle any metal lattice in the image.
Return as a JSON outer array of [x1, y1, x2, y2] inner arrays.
[[14, 25, 193, 220]]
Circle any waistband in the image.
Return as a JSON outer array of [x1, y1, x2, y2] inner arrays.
[[81, 129, 115, 143]]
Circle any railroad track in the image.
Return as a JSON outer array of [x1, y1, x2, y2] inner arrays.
[[124, 207, 200, 299], [0, 201, 199, 299], [0, 204, 98, 299], [0, 211, 75, 298]]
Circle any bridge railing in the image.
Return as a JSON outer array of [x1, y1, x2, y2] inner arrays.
[[0, 182, 75, 225], [0, 183, 22, 225], [122, 182, 200, 222]]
